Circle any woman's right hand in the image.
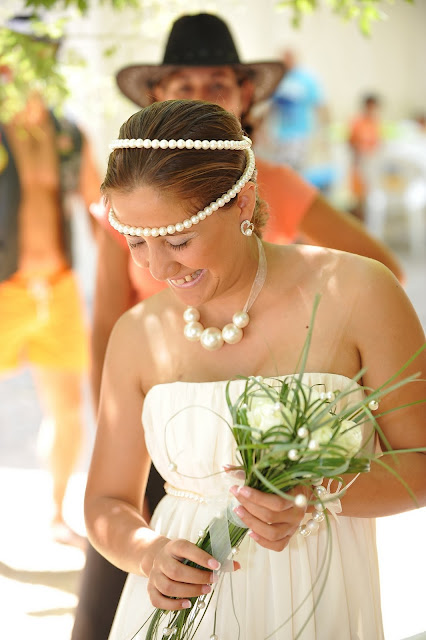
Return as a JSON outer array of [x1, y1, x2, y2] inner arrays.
[[147, 538, 220, 611]]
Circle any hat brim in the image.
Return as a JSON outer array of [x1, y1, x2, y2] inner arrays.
[[116, 61, 285, 108]]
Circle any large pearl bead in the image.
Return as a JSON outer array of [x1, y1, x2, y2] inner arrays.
[[294, 494, 307, 508], [313, 510, 325, 522], [184, 321, 204, 341], [222, 323, 243, 344], [315, 485, 327, 497], [232, 310, 250, 329], [368, 399, 379, 411], [183, 307, 200, 323], [306, 518, 319, 533], [200, 327, 224, 351]]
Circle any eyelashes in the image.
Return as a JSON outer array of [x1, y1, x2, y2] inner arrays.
[[128, 240, 190, 252], [127, 240, 143, 251], [169, 240, 190, 251]]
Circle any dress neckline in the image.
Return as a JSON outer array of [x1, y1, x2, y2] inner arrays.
[[143, 372, 363, 404]]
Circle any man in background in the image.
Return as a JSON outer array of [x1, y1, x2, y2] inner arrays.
[[260, 48, 329, 173], [348, 93, 383, 220], [0, 15, 100, 546]]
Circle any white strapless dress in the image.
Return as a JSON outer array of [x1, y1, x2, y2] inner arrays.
[[109, 374, 384, 640]]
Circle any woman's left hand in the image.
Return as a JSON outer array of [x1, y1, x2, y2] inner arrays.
[[229, 484, 308, 551]]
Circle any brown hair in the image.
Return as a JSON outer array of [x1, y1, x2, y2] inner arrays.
[[102, 99, 268, 236]]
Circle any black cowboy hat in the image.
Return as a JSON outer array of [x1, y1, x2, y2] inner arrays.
[[116, 13, 286, 108]]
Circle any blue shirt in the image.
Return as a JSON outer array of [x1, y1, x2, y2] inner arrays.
[[271, 67, 324, 140]]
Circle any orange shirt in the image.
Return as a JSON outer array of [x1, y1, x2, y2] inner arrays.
[[349, 115, 381, 155], [256, 158, 316, 244], [95, 158, 317, 300]]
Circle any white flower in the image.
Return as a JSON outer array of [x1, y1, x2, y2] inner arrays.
[[312, 418, 362, 457], [336, 420, 363, 457], [246, 392, 296, 437]]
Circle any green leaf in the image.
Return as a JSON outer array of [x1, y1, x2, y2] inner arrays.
[[274, 0, 416, 34]]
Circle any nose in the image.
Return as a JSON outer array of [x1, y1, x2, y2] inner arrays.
[[145, 244, 180, 282], [186, 88, 206, 101]]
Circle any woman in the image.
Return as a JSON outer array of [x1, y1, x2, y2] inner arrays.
[[84, 100, 425, 639], [92, 13, 404, 408], [76, 18, 406, 639]]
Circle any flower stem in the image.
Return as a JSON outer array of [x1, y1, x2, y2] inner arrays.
[[145, 521, 248, 639]]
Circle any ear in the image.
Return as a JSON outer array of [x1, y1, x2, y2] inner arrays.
[[151, 83, 165, 101], [239, 79, 255, 115], [236, 182, 256, 223]]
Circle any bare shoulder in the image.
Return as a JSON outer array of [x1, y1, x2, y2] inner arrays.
[[350, 253, 423, 335], [291, 244, 426, 348], [110, 288, 172, 346], [267, 241, 418, 326], [267, 241, 392, 287]]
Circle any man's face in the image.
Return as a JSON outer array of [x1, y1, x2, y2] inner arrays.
[[152, 66, 253, 118]]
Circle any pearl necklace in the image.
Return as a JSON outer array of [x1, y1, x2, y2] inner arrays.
[[183, 236, 267, 351]]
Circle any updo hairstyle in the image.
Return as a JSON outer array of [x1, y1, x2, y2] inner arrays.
[[102, 99, 268, 236]]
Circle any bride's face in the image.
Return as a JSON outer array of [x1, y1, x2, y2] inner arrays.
[[109, 184, 257, 308]]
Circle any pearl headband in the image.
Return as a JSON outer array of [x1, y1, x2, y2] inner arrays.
[[109, 136, 252, 152], [108, 137, 256, 237]]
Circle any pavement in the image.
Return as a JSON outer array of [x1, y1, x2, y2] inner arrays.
[[0, 211, 425, 639], [0, 469, 87, 639]]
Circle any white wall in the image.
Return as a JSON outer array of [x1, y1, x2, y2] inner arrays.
[[258, 0, 426, 123]]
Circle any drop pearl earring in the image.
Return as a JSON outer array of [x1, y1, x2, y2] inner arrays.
[[240, 220, 254, 236]]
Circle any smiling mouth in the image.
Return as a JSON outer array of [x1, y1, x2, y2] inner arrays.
[[169, 269, 204, 286]]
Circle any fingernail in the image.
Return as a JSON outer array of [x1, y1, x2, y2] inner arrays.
[[238, 486, 250, 498], [201, 584, 212, 594], [229, 485, 238, 495], [248, 530, 259, 541], [182, 600, 191, 609], [208, 558, 221, 570], [234, 506, 244, 517]]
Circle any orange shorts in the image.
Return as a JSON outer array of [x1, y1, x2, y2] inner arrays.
[[0, 269, 89, 373]]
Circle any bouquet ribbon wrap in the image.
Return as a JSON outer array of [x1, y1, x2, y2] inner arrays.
[[208, 496, 248, 575]]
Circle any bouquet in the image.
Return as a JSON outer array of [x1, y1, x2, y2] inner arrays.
[[137, 298, 425, 640]]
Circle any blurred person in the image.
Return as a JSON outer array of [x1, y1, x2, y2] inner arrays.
[[257, 48, 329, 173], [413, 112, 426, 134], [0, 15, 101, 547], [348, 93, 383, 220], [71, 13, 404, 639]]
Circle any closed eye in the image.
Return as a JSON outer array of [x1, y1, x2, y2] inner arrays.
[[127, 240, 144, 251], [169, 240, 190, 251], [127, 238, 192, 251]]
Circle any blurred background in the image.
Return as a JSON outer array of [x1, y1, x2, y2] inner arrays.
[[0, 0, 425, 638]]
